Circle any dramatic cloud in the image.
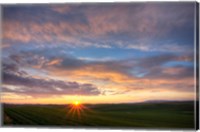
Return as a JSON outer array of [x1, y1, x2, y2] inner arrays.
[[5, 48, 194, 83], [2, 3, 196, 104], [2, 3, 195, 52], [2, 63, 101, 97]]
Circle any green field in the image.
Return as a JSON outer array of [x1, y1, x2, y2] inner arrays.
[[3, 101, 195, 129]]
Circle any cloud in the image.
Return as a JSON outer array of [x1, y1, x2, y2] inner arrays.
[[2, 49, 195, 99], [50, 5, 73, 14], [6, 48, 194, 82], [130, 53, 194, 81], [46, 59, 62, 66], [1, 3, 196, 103], [2, 3, 195, 52], [40, 53, 194, 93], [143, 66, 194, 80], [2, 63, 101, 97]]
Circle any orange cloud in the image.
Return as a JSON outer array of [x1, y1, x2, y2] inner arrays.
[[45, 62, 194, 95], [46, 59, 62, 66], [3, 22, 32, 43]]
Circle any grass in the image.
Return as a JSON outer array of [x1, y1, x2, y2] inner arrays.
[[3, 101, 195, 129]]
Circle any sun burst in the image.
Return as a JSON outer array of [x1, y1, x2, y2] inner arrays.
[[73, 101, 80, 106]]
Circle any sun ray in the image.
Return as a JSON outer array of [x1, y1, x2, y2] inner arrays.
[[65, 101, 95, 123]]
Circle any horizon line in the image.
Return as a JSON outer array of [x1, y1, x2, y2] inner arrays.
[[1, 99, 195, 106]]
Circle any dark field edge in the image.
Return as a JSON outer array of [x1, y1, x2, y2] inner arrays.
[[1, 100, 195, 130], [196, 1, 200, 130]]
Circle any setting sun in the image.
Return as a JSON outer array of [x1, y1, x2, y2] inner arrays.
[[73, 101, 80, 106]]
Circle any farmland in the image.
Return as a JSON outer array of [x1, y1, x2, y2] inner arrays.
[[3, 101, 195, 129]]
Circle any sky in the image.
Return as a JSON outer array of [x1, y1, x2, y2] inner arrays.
[[1, 3, 197, 104]]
